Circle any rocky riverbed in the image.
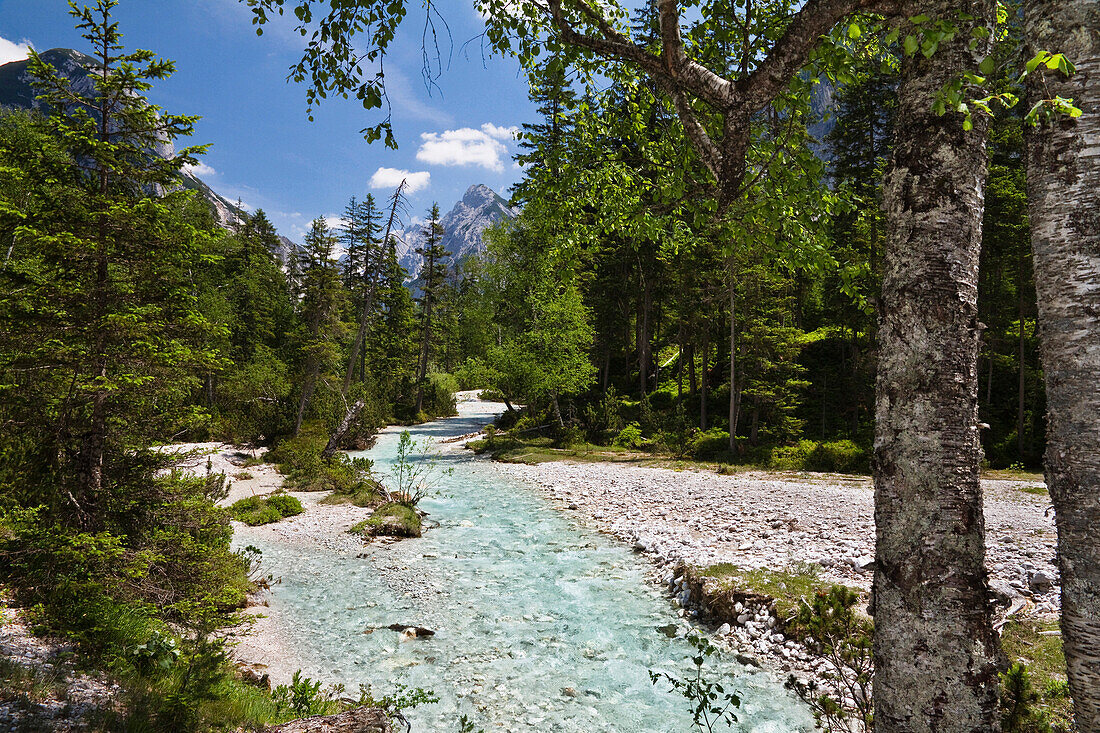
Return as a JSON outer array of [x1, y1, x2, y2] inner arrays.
[[497, 459, 1060, 682]]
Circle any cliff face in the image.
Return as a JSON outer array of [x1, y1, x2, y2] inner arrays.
[[0, 48, 242, 229]]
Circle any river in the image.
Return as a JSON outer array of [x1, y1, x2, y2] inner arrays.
[[233, 398, 812, 732]]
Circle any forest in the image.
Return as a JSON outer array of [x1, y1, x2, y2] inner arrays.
[[0, 0, 1097, 731]]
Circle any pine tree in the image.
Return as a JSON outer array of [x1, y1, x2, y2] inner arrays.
[[414, 203, 449, 413], [8, 0, 215, 524], [293, 218, 345, 435]]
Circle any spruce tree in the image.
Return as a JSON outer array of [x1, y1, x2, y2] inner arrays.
[[414, 203, 449, 414], [9, 0, 215, 524], [293, 218, 344, 435]]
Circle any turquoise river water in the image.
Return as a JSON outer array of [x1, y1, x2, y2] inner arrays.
[[235, 400, 812, 732]]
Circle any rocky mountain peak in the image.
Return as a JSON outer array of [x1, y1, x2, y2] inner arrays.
[[394, 184, 518, 280]]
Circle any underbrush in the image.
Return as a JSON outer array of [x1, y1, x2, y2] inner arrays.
[[697, 562, 838, 623], [999, 619, 1072, 731], [228, 494, 303, 526], [265, 424, 376, 494]]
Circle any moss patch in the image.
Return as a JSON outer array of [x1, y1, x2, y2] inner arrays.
[[350, 503, 421, 538], [228, 494, 303, 526], [1018, 485, 1049, 497], [694, 562, 847, 623]]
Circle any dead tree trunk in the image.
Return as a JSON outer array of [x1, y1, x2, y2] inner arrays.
[[1023, 0, 1100, 724], [872, 0, 1001, 728]]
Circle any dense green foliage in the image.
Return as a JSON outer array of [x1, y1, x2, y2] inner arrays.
[[228, 493, 304, 526], [428, 21, 1044, 472], [0, 2, 460, 729]]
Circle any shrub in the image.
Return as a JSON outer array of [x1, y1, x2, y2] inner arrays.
[[478, 387, 506, 402], [690, 428, 730, 459], [613, 422, 645, 449], [767, 440, 869, 474], [785, 585, 873, 732], [453, 358, 496, 390], [422, 373, 459, 418], [266, 426, 372, 493], [805, 440, 869, 474], [229, 494, 303, 526], [581, 387, 625, 444]]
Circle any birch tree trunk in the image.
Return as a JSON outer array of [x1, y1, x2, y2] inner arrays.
[[872, 0, 1001, 728], [1023, 2, 1100, 725]]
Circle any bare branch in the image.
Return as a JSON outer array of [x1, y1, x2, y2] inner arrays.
[[668, 89, 722, 178]]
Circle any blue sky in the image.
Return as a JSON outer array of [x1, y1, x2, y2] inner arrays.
[[0, 0, 536, 240]]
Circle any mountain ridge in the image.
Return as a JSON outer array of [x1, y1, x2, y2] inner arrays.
[[0, 48, 243, 230]]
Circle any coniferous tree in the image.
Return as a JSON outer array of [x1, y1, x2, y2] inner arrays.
[[341, 193, 382, 393], [293, 218, 345, 435], [13, 0, 215, 523], [414, 203, 449, 414]]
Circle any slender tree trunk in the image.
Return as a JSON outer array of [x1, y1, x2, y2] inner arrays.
[[728, 268, 739, 450], [343, 282, 377, 395], [637, 269, 653, 397], [294, 357, 320, 437], [1024, 1, 1100, 724], [552, 392, 564, 427], [1017, 250, 1027, 461], [415, 250, 435, 414], [873, 0, 1001, 728], [700, 329, 708, 430], [686, 340, 696, 395], [677, 335, 684, 400]]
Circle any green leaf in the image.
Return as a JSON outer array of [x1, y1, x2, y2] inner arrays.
[[848, 23, 861, 40], [904, 35, 919, 55], [979, 56, 994, 75]]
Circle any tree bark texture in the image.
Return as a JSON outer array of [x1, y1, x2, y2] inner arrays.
[[1023, 2, 1100, 726], [873, 0, 1001, 729]]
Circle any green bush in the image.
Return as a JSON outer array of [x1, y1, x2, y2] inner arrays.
[[229, 494, 303, 526], [613, 422, 645, 449], [266, 425, 371, 493], [423, 373, 459, 418], [805, 440, 869, 473], [478, 387, 506, 402], [453, 358, 496, 390], [690, 428, 730, 459], [582, 387, 625, 444], [767, 440, 869, 474]]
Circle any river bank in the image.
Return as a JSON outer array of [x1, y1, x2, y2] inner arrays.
[[166, 398, 1061, 728]]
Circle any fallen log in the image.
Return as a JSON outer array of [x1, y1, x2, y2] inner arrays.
[[322, 400, 366, 460], [259, 706, 391, 732]]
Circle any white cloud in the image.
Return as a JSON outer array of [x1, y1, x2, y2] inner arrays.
[[415, 123, 518, 173], [324, 215, 349, 231], [0, 35, 32, 66], [481, 122, 520, 141], [369, 167, 431, 193], [182, 161, 217, 178]]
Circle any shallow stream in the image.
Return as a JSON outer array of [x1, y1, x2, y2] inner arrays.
[[235, 399, 812, 732]]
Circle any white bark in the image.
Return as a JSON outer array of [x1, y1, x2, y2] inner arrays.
[[1023, 1, 1100, 726]]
